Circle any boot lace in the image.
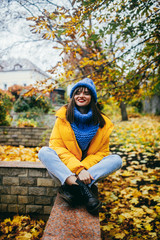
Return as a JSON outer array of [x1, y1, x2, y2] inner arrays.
[[76, 179, 93, 198]]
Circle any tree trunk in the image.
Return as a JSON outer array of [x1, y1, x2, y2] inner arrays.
[[120, 101, 128, 121]]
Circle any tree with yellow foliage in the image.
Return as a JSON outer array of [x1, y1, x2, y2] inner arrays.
[[27, 0, 159, 120]]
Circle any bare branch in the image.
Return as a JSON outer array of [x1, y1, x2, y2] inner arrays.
[[44, 0, 61, 8], [24, 0, 43, 14], [15, 1, 35, 16]]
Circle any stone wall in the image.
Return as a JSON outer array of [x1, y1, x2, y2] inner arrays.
[[0, 161, 61, 217], [0, 127, 52, 147], [143, 95, 160, 115]]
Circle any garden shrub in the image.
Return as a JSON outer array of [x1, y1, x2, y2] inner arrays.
[[13, 94, 52, 127], [14, 98, 30, 112], [0, 90, 14, 126], [14, 95, 52, 113], [130, 99, 143, 113], [17, 118, 38, 127], [18, 107, 45, 120]]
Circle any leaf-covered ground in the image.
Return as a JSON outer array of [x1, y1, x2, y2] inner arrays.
[[0, 145, 40, 162], [111, 116, 159, 157], [99, 163, 160, 239], [99, 116, 160, 239], [0, 215, 45, 240], [0, 116, 159, 239]]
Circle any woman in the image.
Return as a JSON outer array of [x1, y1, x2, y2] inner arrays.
[[38, 78, 122, 214]]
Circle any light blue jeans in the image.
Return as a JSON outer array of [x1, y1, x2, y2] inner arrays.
[[38, 147, 122, 187]]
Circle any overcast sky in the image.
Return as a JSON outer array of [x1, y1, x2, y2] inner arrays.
[[0, 0, 69, 72]]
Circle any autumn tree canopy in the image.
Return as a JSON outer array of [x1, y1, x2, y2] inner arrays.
[[27, 0, 159, 114]]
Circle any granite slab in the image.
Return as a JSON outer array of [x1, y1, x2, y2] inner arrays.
[[42, 193, 101, 240]]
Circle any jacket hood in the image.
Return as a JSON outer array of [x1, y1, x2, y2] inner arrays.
[[55, 106, 67, 119]]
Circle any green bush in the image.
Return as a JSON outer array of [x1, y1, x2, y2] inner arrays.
[[14, 95, 52, 113], [17, 107, 45, 120], [0, 90, 13, 126], [14, 98, 30, 112], [130, 100, 143, 113]]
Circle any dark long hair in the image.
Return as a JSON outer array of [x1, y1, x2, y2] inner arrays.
[[66, 87, 106, 128]]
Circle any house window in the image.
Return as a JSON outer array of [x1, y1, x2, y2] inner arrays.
[[24, 83, 27, 86], [4, 84, 7, 90], [14, 64, 22, 70]]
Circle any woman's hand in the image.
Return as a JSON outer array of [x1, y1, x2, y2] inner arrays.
[[78, 169, 94, 185]]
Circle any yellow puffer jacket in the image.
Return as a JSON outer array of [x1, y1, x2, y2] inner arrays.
[[49, 106, 114, 175]]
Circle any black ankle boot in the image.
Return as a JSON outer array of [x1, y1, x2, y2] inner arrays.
[[76, 179, 102, 214], [59, 184, 82, 207]]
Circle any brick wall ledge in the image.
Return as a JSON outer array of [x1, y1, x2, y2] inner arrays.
[[0, 126, 52, 147], [0, 161, 60, 218], [0, 161, 44, 168], [0, 126, 49, 129]]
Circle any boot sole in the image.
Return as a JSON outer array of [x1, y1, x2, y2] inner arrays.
[[87, 201, 102, 214]]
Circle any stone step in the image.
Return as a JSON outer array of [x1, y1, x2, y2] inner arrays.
[[42, 193, 101, 240]]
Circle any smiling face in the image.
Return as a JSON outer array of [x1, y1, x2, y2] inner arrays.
[[74, 87, 91, 108]]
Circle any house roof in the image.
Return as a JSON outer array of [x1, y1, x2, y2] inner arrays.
[[0, 58, 50, 78]]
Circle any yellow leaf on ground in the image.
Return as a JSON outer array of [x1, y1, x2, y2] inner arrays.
[[101, 223, 114, 231], [130, 197, 139, 204], [121, 170, 134, 177], [121, 212, 133, 219], [15, 232, 33, 240], [118, 215, 125, 223], [144, 224, 153, 231], [115, 232, 125, 239], [99, 212, 106, 222]]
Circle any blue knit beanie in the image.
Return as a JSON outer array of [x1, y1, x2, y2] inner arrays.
[[70, 78, 97, 102]]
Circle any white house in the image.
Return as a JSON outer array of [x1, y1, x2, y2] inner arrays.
[[0, 58, 51, 90]]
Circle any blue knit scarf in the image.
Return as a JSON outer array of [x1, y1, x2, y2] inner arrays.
[[71, 107, 99, 151]]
